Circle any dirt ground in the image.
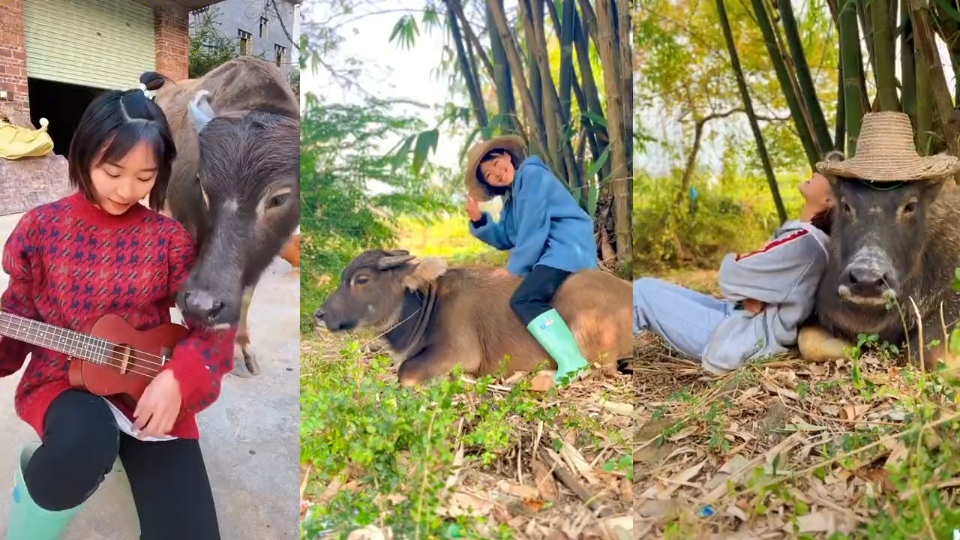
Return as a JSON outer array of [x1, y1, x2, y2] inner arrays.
[[633, 269, 960, 539]]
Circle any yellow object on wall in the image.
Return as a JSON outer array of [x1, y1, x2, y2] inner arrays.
[[0, 117, 54, 160]]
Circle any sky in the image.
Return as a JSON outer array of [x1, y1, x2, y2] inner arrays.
[[300, 0, 466, 172]]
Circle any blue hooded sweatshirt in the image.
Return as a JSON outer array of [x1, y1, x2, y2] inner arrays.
[[469, 155, 598, 276]]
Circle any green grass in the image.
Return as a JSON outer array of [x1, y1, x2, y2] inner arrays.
[[299, 335, 592, 539], [396, 214, 509, 266]]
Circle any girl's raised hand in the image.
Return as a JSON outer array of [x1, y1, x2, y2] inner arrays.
[[466, 195, 482, 222]]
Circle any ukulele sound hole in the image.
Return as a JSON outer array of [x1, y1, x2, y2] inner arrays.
[[108, 344, 134, 374]]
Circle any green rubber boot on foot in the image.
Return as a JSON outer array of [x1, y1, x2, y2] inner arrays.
[[5, 442, 83, 540], [527, 309, 590, 387]]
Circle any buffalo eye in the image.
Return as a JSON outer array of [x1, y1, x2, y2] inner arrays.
[[840, 199, 853, 216], [901, 199, 917, 216], [267, 193, 289, 209], [353, 275, 370, 286]]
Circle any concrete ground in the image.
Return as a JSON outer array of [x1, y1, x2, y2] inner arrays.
[[0, 212, 300, 539]]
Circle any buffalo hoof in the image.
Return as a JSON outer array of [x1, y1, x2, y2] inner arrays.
[[798, 323, 853, 362], [230, 342, 261, 378], [530, 371, 556, 392]]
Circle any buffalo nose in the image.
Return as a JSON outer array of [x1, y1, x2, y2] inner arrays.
[[843, 266, 887, 296], [183, 291, 225, 321], [314, 307, 325, 320]]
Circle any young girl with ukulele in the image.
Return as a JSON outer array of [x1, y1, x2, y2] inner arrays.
[[0, 82, 235, 539], [464, 136, 599, 387]]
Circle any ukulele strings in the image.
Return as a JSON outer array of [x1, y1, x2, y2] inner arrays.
[[0, 318, 178, 379], [0, 314, 175, 366]]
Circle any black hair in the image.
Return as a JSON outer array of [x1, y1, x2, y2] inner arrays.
[[810, 207, 833, 235], [67, 73, 176, 212], [476, 149, 520, 197], [808, 149, 842, 236]]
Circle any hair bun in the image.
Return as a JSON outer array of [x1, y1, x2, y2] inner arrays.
[[139, 71, 166, 92]]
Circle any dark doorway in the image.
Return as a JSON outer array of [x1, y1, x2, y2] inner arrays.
[[27, 78, 105, 157]]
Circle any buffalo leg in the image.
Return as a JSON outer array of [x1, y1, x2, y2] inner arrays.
[[231, 284, 260, 378], [397, 345, 476, 387], [798, 322, 854, 362]]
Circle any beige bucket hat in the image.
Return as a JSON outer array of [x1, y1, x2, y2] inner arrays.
[[464, 135, 526, 201], [816, 111, 960, 181]]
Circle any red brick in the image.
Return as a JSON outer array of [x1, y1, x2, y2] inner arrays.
[[0, 0, 27, 117], [154, 6, 189, 81]]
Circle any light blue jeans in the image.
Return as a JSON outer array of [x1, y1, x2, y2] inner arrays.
[[633, 277, 734, 360]]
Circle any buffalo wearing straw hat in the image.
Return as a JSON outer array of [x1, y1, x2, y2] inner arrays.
[[800, 111, 960, 374]]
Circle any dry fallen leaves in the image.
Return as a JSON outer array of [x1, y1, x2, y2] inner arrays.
[[439, 491, 495, 518], [346, 525, 394, 540]]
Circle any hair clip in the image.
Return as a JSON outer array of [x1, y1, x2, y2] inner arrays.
[[138, 82, 156, 101]]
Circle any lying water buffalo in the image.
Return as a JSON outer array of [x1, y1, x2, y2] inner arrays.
[[140, 56, 300, 377], [314, 250, 632, 386], [811, 149, 960, 369]]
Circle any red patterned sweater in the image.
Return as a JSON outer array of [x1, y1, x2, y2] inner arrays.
[[0, 191, 237, 440]]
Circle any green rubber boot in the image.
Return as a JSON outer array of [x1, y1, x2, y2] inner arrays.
[[5, 442, 83, 540], [527, 309, 590, 387]]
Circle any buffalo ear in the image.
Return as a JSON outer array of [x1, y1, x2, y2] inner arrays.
[[402, 258, 448, 291], [377, 254, 416, 270]]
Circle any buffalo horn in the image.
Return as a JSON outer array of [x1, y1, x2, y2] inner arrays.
[[377, 255, 415, 270], [189, 90, 216, 133]]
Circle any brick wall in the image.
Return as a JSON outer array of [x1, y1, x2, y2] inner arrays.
[[0, 0, 29, 117], [155, 6, 190, 81]]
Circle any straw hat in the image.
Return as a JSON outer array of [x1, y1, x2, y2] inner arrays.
[[464, 135, 526, 201], [816, 112, 960, 181]]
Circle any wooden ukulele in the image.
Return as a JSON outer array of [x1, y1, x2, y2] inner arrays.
[[0, 311, 190, 416]]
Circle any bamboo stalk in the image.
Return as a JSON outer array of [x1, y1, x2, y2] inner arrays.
[[910, 3, 960, 159], [836, 60, 845, 152], [840, 0, 864, 155], [717, 0, 788, 223], [780, 0, 833, 152], [485, 0, 520, 135], [558, 0, 576, 124], [449, 0, 495, 81], [594, 0, 632, 274], [617, 0, 632, 175], [444, 0, 488, 129], [520, 0, 565, 179], [750, 0, 820, 168], [901, 1, 917, 123], [485, 0, 551, 162], [857, 0, 878, 78], [544, 1, 595, 151], [872, 0, 900, 111], [915, 29, 935, 155]]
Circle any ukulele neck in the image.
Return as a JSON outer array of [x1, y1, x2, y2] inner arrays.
[[0, 312, 110, 364]]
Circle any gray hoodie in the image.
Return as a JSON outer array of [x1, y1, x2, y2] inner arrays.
[[702, 220, 830, 374]]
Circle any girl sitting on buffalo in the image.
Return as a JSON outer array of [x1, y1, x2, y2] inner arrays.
[[632, 171, 835, 374], [463, 136, 598, 387]]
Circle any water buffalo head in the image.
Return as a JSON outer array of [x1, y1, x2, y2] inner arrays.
[[829, 174, 945, 307], [176, 91, 300, 328], [315, 250, 448, 332]]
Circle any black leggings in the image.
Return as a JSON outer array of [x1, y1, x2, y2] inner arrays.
[[23, 390, 220, 539], [510, 265, 572, 325]]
